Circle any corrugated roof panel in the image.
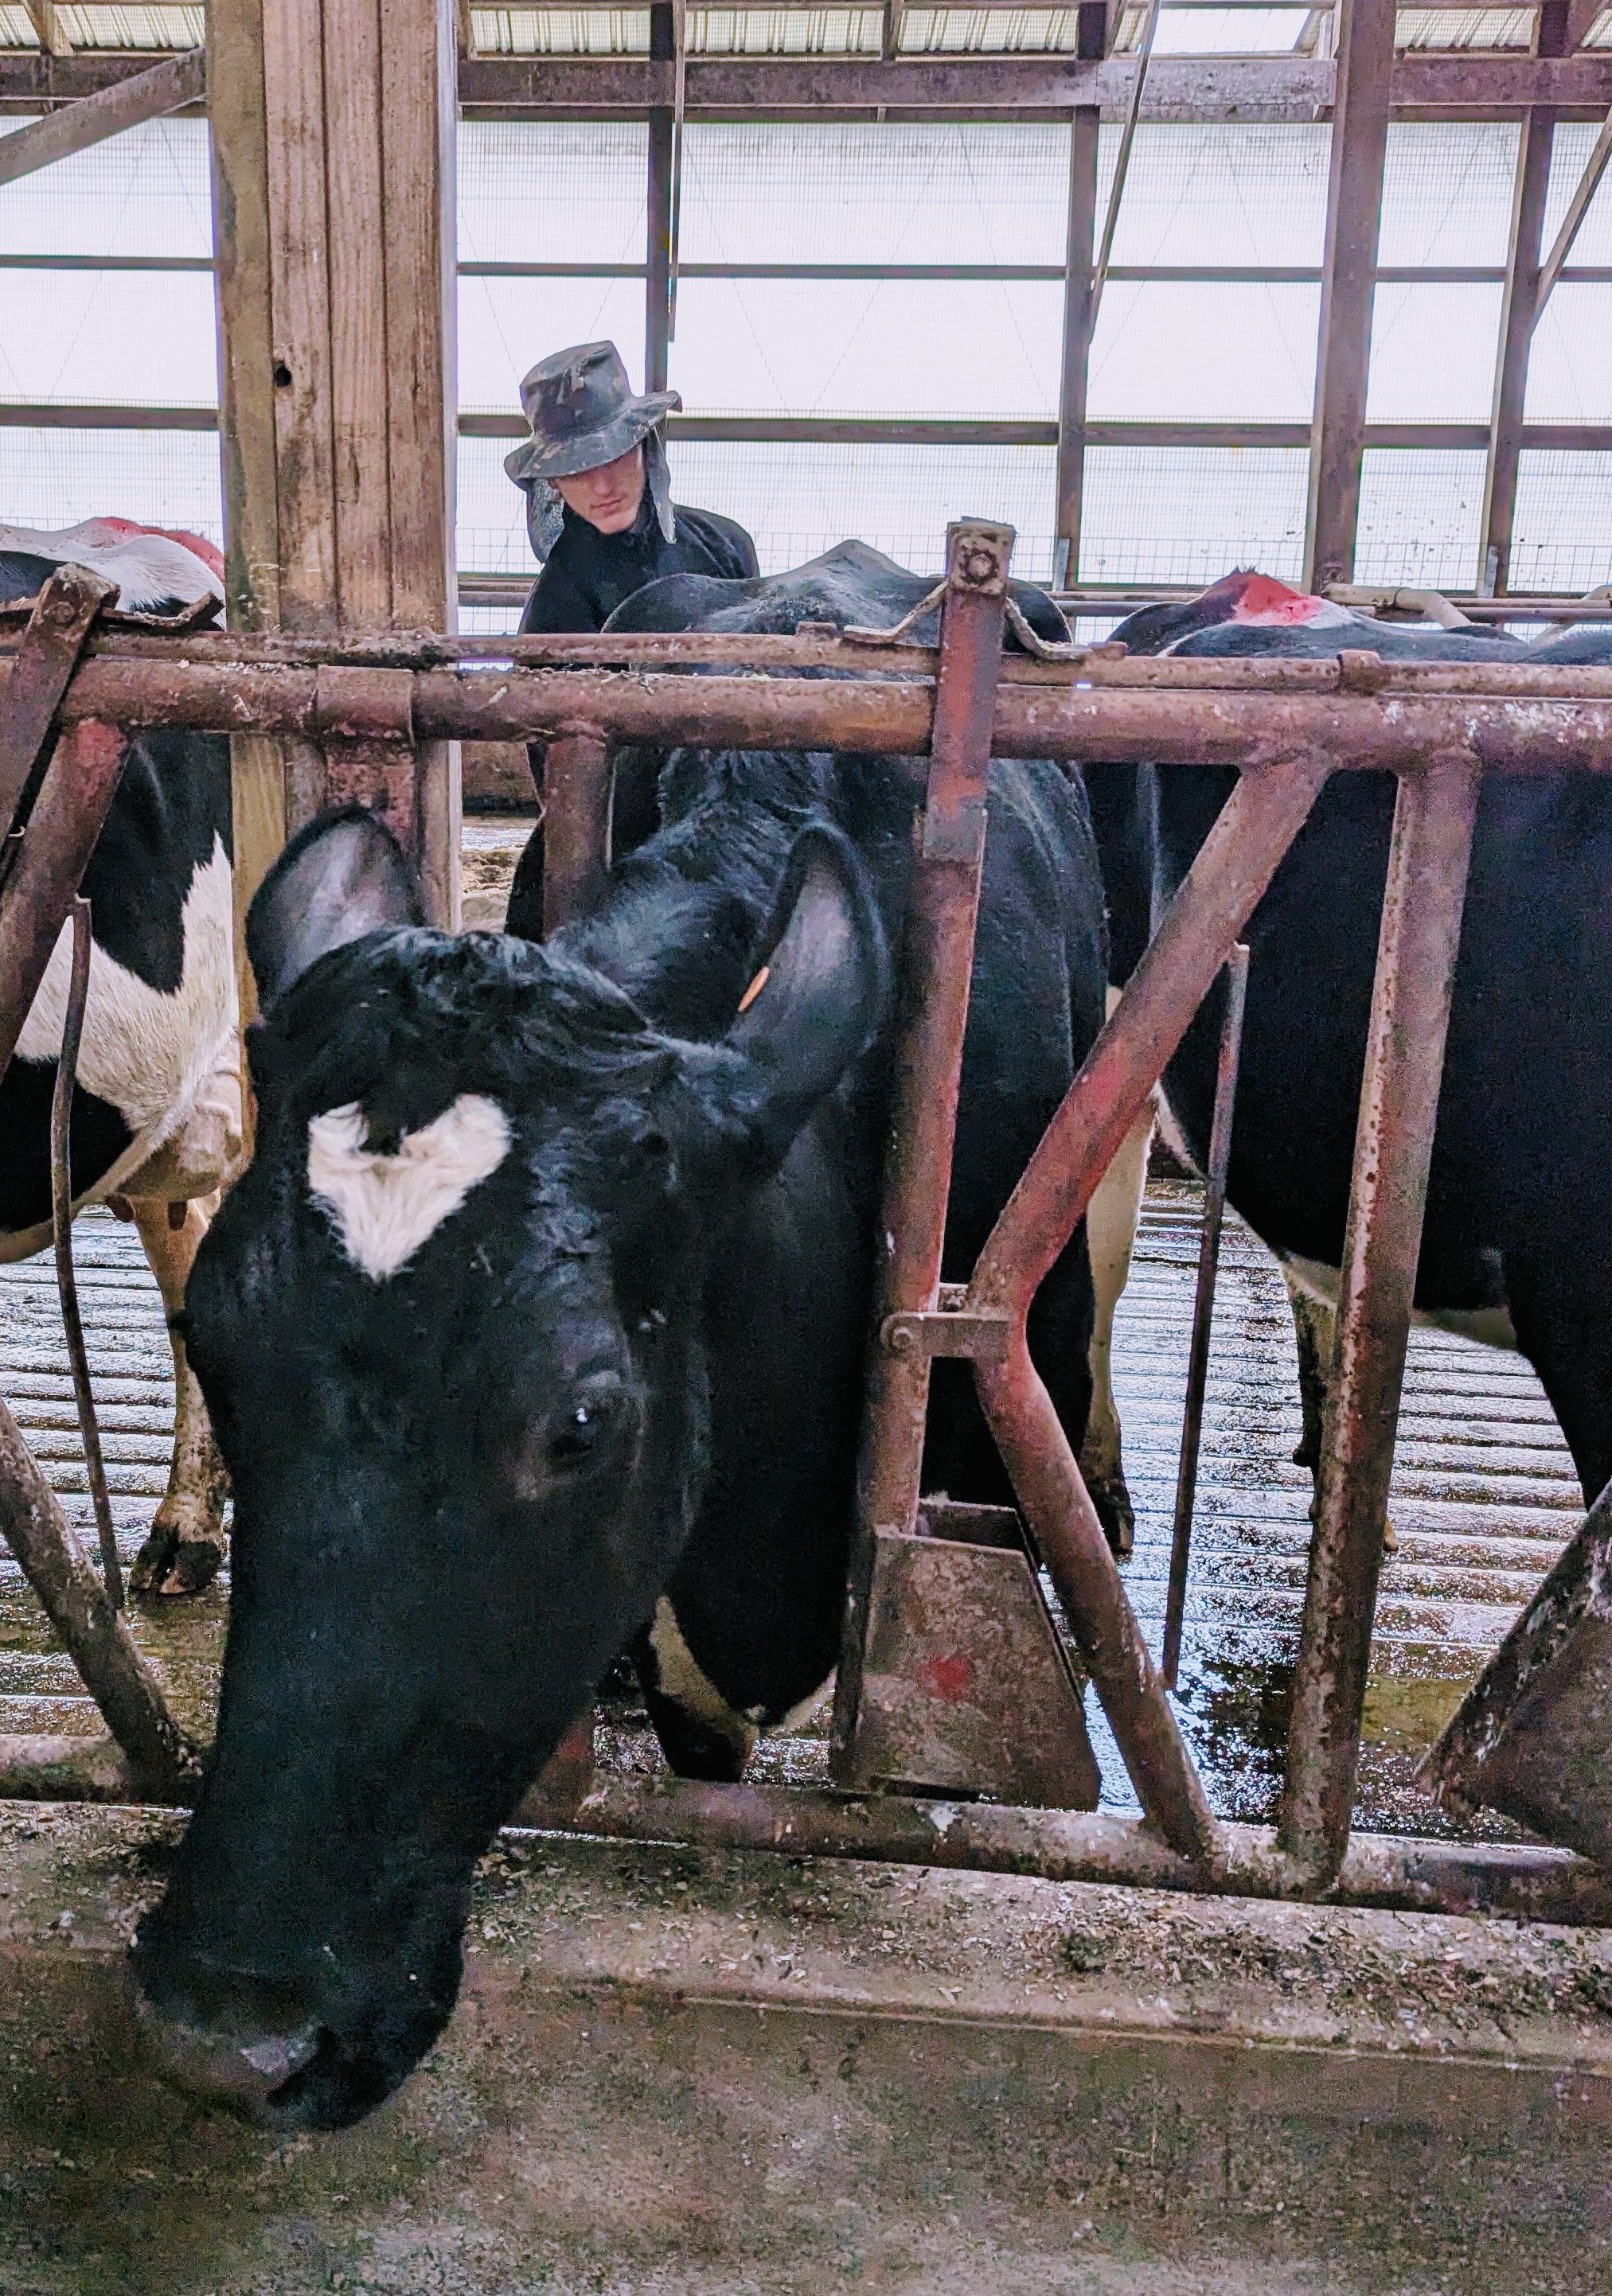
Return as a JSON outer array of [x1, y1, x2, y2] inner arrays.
[[1395, 8, 1535, 48], [691, 9, 884, 53], [899, 8, 1080, 53], [469, 7, 652, 54], [1114, 2, 1313, 49], [53, 6, 205, 46]]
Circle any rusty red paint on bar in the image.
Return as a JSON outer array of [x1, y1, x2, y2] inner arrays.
[[1277, 754, 1484, 1891], [0, 566, 115, 842], [541, 735, 611, 936]]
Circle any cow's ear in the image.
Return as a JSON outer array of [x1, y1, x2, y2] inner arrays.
[[246, 804, 425, 1008], [713, 824, 888, 1170]]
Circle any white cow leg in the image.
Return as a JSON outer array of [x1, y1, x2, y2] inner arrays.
[[1282, 1263, 1396, 1555], [1079, 1096, 1154, 1558], [128, 1195, 231, 1598]]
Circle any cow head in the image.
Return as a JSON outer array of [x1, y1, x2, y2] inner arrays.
[[132, 805, 885, 2130]]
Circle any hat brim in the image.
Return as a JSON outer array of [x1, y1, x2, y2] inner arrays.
[[503, 391, 680, 488]]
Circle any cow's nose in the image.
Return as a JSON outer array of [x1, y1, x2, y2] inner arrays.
[[132, 1974, 322, 2125]]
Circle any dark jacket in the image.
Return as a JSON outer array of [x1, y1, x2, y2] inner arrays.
[[519, 495, 759, 635]]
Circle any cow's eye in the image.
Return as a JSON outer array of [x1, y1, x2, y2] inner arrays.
[[545, 1372, 628, 1468], [549, 1404, 599, 1464]]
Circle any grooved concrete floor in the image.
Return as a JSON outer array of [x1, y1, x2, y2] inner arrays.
[[0, 1179, 1579, 1840]]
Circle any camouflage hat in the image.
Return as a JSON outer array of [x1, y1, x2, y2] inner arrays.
[[502, 340, 680, 489]]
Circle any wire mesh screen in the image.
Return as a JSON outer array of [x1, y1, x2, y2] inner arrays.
[[1526, 287, 1612, 424], [0, 428, 221, 541], [461, 278, 648, 410], [1512, 453, 1612, 593], [1092, 124, 1330, 267], [1376, 123, 1520, 267], [0, 114, 212, 256], [669, 279, 1061, 417], [1090, 285, 1320, 422], [1365, 284, 1503, 423], [458, 123, 649, 266], [1078, 449, 1309, 584], [667, 440, 1060, 579], [0, 272, 217, 407], [1543, 121, 1612, 265], [1354, 450, 1486, 590], [680, 123, 1071, 265]]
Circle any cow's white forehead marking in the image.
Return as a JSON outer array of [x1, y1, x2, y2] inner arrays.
[[306, 1092, 511, 1282]]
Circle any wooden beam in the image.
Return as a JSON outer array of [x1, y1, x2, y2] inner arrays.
[[1306, 0, 1395, 593], [0, 49, 203, 190], [209, 0, 459, 931], [1052, 4, 1111, 586], [646, 2, 674, 392], [1534, 104, 1612, 320], [1481, 0, 1572, 598], [1567, 0, 1604, 48], [23, 2, 70, 57], [13, 51, 1612, 119]]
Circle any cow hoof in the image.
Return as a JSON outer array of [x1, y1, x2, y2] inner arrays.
[[1292, 1437, 1321, 1472], [1382, 1516, 1399, 1557], [131, 1525, 227, 1599], [1087, 1473, 1134, 1559]]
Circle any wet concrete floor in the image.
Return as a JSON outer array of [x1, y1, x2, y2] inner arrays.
[[0, 1174, 1580, 1839]]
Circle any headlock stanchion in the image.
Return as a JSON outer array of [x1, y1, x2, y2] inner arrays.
[[8, 547, 1612, 1905]]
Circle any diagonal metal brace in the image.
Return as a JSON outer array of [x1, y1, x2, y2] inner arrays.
[[0, 563, 117, 844]]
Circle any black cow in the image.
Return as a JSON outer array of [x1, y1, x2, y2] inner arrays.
[[132, 543, 1110, 2130], [1, 524, 239, 1596], [1087, 568, 1612, 1522]]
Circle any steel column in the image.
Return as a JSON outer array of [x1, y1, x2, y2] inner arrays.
[[832, 520, 1015, 1774], [1277, 753, 1482, 1890]]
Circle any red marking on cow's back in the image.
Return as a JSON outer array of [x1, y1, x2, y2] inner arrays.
[[1231, 574, 1332, 626], [917, 1653, 974, 1704]]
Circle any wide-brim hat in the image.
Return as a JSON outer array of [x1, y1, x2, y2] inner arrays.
[[503, 340, 680, 491]]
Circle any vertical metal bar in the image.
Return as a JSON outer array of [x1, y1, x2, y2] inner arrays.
[[646, 4, 674, 392], [1277, 753, 1482, 1890], [541, 734, 611, 936], [1053, 103, 1100, 591], [1481, 1, 1569, 598], [1305, 0, 1395, 593], [1161, 940, 1249, 1689], [830, 520, 1015, 1778], [50, 896, 123, 1611], [962, 754, 1330, 1853], [0, 719, 131, 1089]]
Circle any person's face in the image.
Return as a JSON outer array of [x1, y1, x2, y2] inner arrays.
[[554, 443, 646, 536]]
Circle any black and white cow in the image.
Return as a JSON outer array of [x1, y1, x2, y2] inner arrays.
[[1087, 568, 1612, 1525], [132, 542, 1110, 2128], [2, 521, 240, 1596]]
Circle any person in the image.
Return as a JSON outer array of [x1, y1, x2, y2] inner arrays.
[[506, 340, 759, 635]]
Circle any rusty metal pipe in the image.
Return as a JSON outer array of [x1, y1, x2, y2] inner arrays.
[[0, 1397, 197, 1799], [976, 1334, 1220, 1864], [1277, 754, 1483, 1893], [21, 658, 1612, 773], [1161, 940, 1250, 1688], [49, 895, 123, 1609], [832, 521, 1015, 1782], [0, 564, 115, 837], [541, 734, 612, 935], [0, 719, 130, 1086]]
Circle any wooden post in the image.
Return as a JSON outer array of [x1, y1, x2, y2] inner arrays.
[[646, 3, 675, 393], [1304, 0, 1395, 594], [1052, 5, 1112, 589], [1479, 0, 1570, 598], [209, 0, 460, 957]]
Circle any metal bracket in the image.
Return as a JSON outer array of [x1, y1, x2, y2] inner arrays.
[[881, 1307, 1011, 1362], [946, 519, 1014, 598]]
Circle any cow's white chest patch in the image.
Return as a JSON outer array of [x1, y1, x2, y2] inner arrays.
[[306, 1093, 512, 1281]]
